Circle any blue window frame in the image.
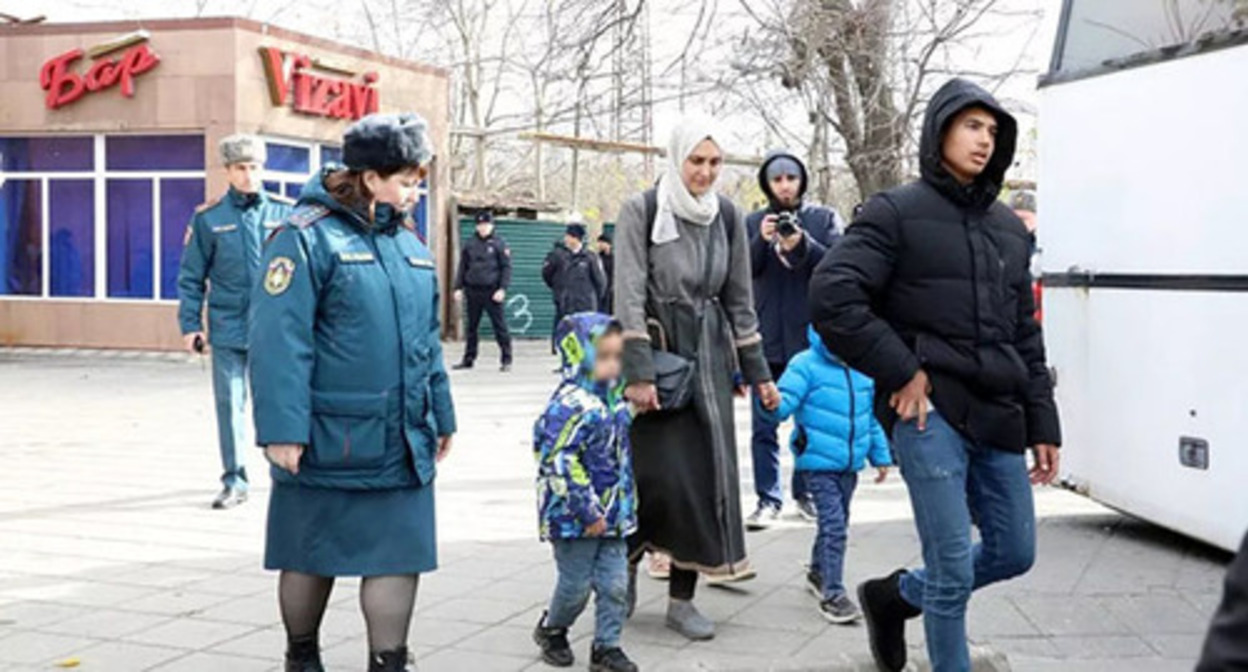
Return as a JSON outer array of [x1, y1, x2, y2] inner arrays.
[[0, 137, 93, 172], [265, 142, 311, 174]]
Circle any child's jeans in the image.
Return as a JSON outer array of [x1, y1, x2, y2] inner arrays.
[[546, 537, 629, 648], [804, 470, 859, 600]]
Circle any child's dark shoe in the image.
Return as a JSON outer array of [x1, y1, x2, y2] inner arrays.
[[532, 611, 574, 667], [590, 645, 638, 672]]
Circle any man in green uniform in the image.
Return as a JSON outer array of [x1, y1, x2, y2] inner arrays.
[[177, 134, 293, 509]]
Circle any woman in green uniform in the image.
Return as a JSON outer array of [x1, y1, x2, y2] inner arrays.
[[249, 112, 455, 672]]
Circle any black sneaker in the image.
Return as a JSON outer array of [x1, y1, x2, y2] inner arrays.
[[745, 503, 781, 531], [532, 611, 574, 667], [795, 497, 818, 523], [859, 570, 921, 672], [500, 362, 512, 372], [452, 360, 474, 370], [590, 645, 638, 672], [819, 593, 863, 625], [805, 568, 823, 600]]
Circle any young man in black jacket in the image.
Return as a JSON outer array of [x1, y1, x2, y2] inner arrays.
[[809, 78, 1061, 672], [454, 211, 514, 372], [744, 150, 842, 528]]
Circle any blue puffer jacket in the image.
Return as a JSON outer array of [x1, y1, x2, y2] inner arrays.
[[773, 327, 893, 473]]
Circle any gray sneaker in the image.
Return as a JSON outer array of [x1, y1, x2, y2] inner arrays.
[[745, 503, 782, 531], [819, 593, 863, 625], [666, 599, 715, 640], [795, 498, 818, 523]]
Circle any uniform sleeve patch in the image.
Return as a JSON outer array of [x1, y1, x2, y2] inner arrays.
[[183, 225, 193, 247], [407, 256, 435, 269], [264, 220, 283, 230], [212, 224, 238, 233], [264, 256, 296, 295], [289, 205, 331, 229], [338, 251, 376, 264]]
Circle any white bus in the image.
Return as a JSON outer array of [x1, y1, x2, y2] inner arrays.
[[1039, 0, 1248, 552]]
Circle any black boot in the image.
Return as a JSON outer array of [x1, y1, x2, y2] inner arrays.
[[858, 570, 922, 672], [591, 645, 638, 672], [452, 360, 474, 370], [284, 634, 324, 672], [368, 646, 410, 672], [532, 611, 574, 667]]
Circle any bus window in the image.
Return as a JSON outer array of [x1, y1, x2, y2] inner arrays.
[[1052, 0, 1247, 74]]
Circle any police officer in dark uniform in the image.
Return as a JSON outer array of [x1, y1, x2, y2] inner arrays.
[[177, 134, 293, 510], [249, 113, 455, 672], [543, 222, 606, 322], [452, 211, 513, 372]]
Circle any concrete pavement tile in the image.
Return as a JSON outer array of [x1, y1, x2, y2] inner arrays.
[[1048, 634, 1155, 658], [0, 631, 100, 665], [416, 596, 533, 626], [319, 605, 369, 640], [1180, 590, 1221, 618], [967, 597, 1042, 637], [179, 573, 275, 598], [119, 589, 234, 616], [37, 609, 173, 639], [723, 599, 828, 636], [471, 578, 562, 605], [0, 602, 82, 630], [205, 625, 287, 661], [614, 615, 691, 648], [1147, 633, 1206, 660], [1008, 595, 1130, 636], [1009, 656, 1190, 672], [790, 622, 877, 663], [124, 617, 258, 650], [651, 646, 784, 672], [148, 651, 278, 671], [451, 624, 541, 659], [0, 578, 155, 608], [321, 638, 435, 668], [418, 574, 498, 602], [418, 648, 533, 672], [977, 635, 1061, 659], [702, 621, 816, 656], [107, 564, 218, 589], [193, 594, 280, 626], [408, 617, 490, 649], [1100, 593, 1211, 635], [63, 641, 186, 670]]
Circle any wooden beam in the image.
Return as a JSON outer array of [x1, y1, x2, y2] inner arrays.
[[519, 131, 762, 167]]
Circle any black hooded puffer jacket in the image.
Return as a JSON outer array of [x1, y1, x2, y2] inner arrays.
[[809, 78, 1060, 452]]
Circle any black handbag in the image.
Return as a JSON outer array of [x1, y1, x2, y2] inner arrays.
[[648, 318, 695, 410]]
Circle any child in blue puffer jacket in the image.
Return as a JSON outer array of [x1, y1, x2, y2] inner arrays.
[[772, 326, 893, 625]]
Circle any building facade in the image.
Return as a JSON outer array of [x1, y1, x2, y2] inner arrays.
[[0, 17, 450, 349]]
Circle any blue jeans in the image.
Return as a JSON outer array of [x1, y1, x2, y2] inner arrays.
[[547, 538, 629, 648], [805, 470, 858, 599], [211, 346, 250, 490], [894, 411, 1036, 672], [751, 362, 808, 508]]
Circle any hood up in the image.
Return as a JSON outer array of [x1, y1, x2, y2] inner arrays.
[[555, 312, 622, 395], [297, 165, 405, 235], [918, 78, 1018, 211], [807, 324, 837, 363], [757, 149, 809, 212]]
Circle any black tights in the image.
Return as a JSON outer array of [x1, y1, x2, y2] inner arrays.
[[279, 571, 420, 652], [669, 567, 697, 601]]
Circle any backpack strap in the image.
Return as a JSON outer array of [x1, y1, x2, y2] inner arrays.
[[642, 188, 736, 247]]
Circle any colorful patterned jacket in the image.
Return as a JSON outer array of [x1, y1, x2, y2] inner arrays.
[[533, 313, 637, 541]]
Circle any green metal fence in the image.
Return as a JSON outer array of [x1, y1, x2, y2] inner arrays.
[[457, 217, 565, 340]]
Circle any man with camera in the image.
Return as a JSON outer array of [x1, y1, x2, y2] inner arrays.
[[744, 150, 845, 529]]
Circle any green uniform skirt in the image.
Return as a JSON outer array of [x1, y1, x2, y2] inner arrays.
[[264, 481, 437, 576]]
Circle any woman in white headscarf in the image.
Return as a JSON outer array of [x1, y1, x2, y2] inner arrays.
[[614, 116, 780, 640]]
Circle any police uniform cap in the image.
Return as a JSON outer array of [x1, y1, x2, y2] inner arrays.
[[219, 134, 266, 166]]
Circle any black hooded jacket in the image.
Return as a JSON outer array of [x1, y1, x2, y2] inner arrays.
[[746, 150, 842, 364], [809, 78, 1060, 452]]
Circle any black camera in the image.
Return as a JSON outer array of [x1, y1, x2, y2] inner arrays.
[[775, 211, 800, 238]]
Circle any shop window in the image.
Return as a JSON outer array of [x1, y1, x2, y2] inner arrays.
[[0, 179, 42, 296], [266, 142, 311, 174], [106, 179, 154, 298], [413, 191, 429, 241], [320, 145, 343, 166], [285, 182, 303, 200], [0, 137, 93, 172], [160, 179, 204, 300], [49, 180, 94, 298], [106, 135, 204, 171]]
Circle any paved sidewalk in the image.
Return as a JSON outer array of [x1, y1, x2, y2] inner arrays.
[[0, 344, 1230, 671]]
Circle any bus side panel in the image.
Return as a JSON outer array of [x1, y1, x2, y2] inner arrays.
[[1045, 287, 1248, 551], [1039, 45, 1248, 277]]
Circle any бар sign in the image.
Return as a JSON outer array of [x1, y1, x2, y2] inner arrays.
[[259, 47, 380, 121], [40, 30, 161, 110]]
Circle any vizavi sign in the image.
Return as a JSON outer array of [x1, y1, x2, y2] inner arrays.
[[39, 30, 161, 110], [258, 47, 380, 121]]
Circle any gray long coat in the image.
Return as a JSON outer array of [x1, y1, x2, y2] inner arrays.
[[615, 189, 771, 575]]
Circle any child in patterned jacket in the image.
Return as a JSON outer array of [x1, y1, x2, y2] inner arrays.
[[532, 312, 638, 672]]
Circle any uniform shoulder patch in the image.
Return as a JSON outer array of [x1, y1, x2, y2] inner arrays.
[[264, 256, 296, 295], [289, 204, 331, 229], [194, 196, 223, 214], [268, 192, 297, 205], [406, 256, 435, 269]]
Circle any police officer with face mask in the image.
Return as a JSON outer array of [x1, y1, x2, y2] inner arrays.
[[177, 134, 293, 510], [453, 211, 513, 372]]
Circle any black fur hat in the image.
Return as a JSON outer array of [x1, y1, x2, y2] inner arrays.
[[343, 112, 433, 171]]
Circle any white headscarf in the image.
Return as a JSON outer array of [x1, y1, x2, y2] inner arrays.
[[652, 115, 722, 245]]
